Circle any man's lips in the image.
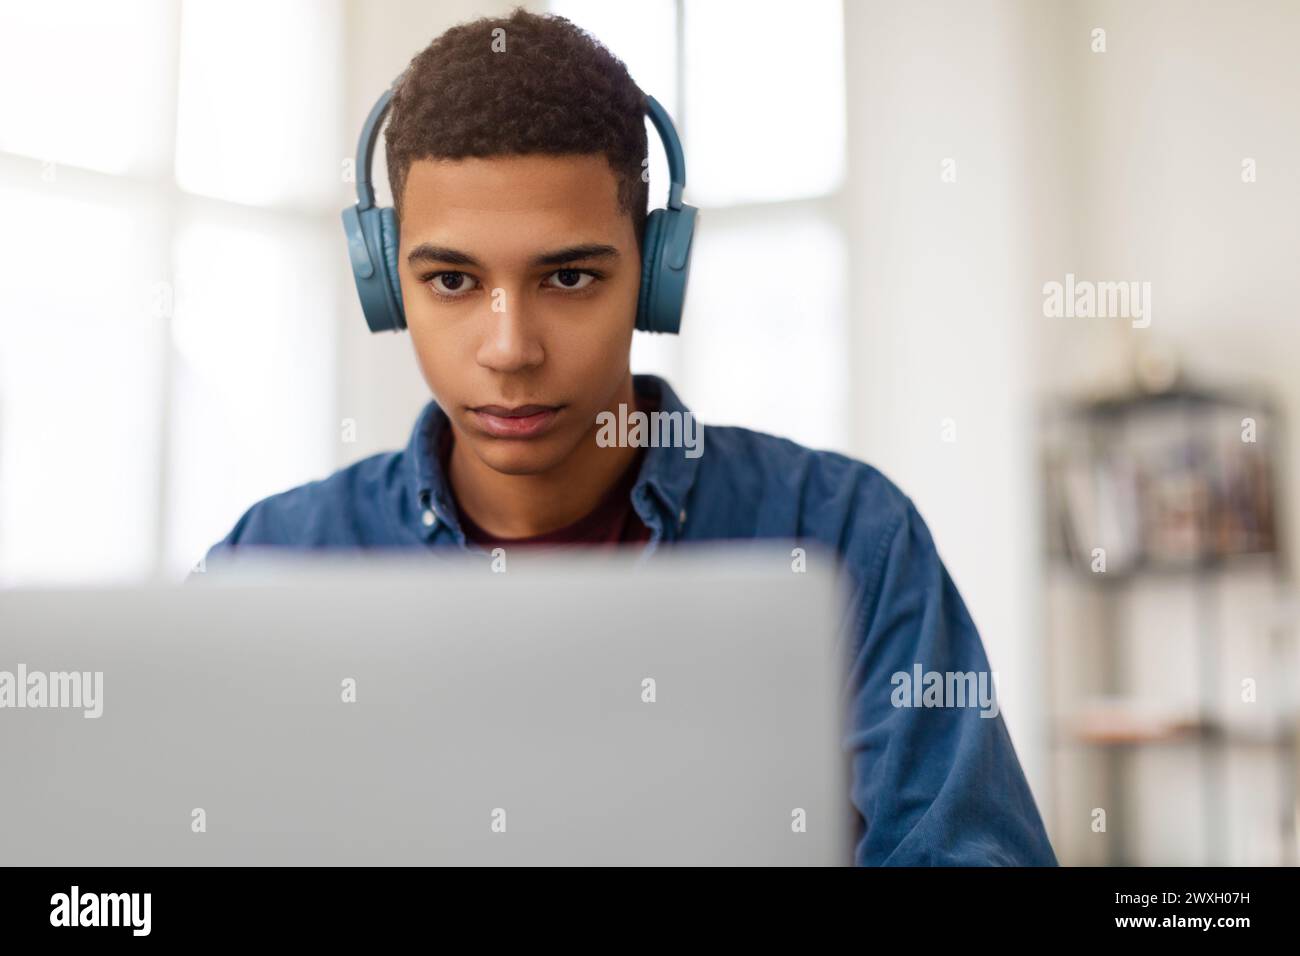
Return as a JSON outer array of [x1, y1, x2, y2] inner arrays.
[[469, 404, 563, 439], [474, 404, 557, 418]]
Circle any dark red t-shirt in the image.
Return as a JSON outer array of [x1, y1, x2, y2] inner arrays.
[[438, 394, 657, 548]]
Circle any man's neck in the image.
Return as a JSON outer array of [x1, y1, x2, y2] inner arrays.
[[447, 375, 641, 538]]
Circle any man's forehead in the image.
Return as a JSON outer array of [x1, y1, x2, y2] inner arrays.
[[403, 153, 620, 215], [399, 154, 630, 259]]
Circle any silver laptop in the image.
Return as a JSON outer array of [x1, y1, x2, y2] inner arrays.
[[0, 545, 853, 865]]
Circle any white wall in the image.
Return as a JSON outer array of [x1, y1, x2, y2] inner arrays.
[[841, 0, 1064, 811]]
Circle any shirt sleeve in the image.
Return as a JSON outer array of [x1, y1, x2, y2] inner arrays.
[[843, 500, 1058, 865]]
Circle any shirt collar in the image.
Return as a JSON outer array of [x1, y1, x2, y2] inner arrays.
[[404, 374, 703, 540], [630, 374, 702, 524]]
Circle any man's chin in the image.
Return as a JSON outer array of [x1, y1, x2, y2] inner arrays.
[[467, 436, 574, 477]]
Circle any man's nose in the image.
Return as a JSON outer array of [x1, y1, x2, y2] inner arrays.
[[475, 289, 545, 373]]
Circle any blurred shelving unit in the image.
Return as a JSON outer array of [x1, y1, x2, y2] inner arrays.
[[1040, 384, 1298, 866]]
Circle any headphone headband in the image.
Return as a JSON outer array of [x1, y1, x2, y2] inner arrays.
[[644, 95, 686, 210], [352, 84, 686, 214], [352, 84, 395, 210]]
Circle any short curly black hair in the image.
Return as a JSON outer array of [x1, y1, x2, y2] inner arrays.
[[384, 6, 649, 249]]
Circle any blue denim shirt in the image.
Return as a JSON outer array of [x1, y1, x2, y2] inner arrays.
[[203, 374, 1057, 866]]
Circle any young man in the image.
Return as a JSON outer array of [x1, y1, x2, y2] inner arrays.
[[203, 8, 1057, 866]]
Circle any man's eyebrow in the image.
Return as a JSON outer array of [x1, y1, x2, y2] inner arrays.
[[528, 244, 620, 268], [404, 243, 620, 270], [406, 244, 482, 268]]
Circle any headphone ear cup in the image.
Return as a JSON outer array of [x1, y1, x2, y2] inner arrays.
[[378, 207, 405, 329], [636, 205, 696, 334], [340, 204, 406, 333], [635, 209, 666, 333]]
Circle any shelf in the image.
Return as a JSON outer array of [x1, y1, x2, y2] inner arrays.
[[1054, 700, 1297, 749], [1047, 550, 1280, 585]]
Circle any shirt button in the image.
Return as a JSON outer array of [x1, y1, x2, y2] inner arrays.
[[422, 509, 437, 528]]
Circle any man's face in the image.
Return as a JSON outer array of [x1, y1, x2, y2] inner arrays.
[[396, 154, 640, 476]]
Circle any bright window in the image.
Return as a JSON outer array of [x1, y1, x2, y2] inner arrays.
[[0, 0, 343, 583]]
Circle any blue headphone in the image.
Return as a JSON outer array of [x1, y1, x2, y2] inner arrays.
[[341, 80, 698, 335]]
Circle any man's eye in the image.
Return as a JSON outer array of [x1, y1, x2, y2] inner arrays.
[[545, 269, 596, 291], [428, 272, 478, 295]]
